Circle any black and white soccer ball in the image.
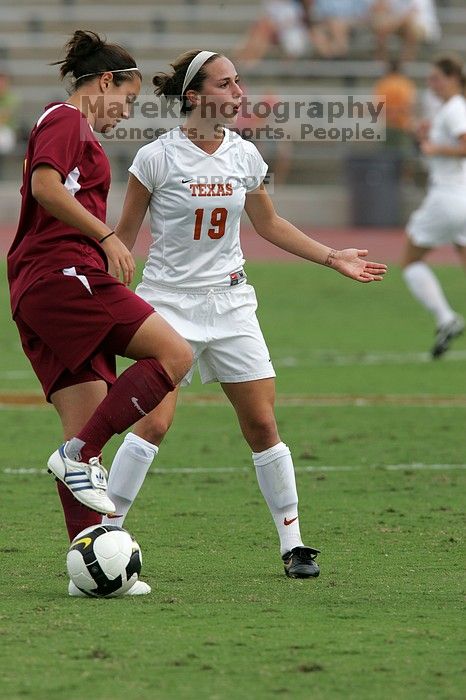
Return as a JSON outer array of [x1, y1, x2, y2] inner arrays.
[[66, 525, 142, 597]]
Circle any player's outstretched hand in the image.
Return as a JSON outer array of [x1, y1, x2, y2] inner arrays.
[[102, 234, 136, 285], [329, 248, 387, 283]]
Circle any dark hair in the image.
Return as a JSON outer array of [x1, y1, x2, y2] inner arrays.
[[52, 30, 141, 88], [152, 50, 220, 114], [433, 54, 466, 89]]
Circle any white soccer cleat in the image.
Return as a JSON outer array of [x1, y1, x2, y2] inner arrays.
[[47, 443, 116, 515], [68, 579, 151, 597]]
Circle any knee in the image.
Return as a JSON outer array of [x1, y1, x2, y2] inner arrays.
[[243, 416, 280, 452], [402, 259, 423, 273], [175, 339, 194, 382], [163, 339, 193, 386], [138, 413, 174, 445]]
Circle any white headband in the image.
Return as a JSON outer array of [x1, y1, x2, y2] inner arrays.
[[76, 67, 140, 81], [181, 51, 217, 97]]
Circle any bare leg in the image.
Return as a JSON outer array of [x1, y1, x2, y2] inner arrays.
[[311, 23, 334, 58], [454, 244, 466, 271], [400, 17, 421, 62], [131, 387, 180, 446], [124, 313, 193, 385], [51, 380, 108, 439], [221, 378, 279, 452], [400, 237, 430, 269], [235, 17, 276, 67], [326, 18, 351, 57]]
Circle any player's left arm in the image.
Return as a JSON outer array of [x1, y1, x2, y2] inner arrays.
[[244, 184, 387, 282], [115, 174, 151, 251], [421, 133, 466, 157]]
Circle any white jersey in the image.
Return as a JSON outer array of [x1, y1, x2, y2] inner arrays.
[[428, 94, 466, 189], [129, 127, 268, 289]]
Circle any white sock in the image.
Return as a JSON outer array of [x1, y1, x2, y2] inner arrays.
[[102, 432, 158, 528], [403, 261, 456, 327], [252, 442, 304, 556]]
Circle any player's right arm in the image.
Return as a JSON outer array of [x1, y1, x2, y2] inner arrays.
[[31, 165, 135, 285], [32, 165, 111, 239], [115, 174, 151, 251]]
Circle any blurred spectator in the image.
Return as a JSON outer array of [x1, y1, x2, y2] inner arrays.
[[0, 70, 19, 178], [311, 0, 371, 58], [370, 0, 441, 62], [0, 70, 18, 154], [234, 89, 293, 184], [374, 58, 417, 153], [235, 0, 312, 68]]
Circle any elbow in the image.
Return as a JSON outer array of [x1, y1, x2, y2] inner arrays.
[[254, 214, 281, 239]]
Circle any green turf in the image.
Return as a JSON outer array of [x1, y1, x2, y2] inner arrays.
[[0, 260, 465, 700]]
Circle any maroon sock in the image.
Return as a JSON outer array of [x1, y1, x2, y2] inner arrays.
[[57, 481, 101, 541], [75, 358, 175, 462]]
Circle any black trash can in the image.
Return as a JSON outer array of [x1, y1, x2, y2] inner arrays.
[[345, 151, 402, 227]]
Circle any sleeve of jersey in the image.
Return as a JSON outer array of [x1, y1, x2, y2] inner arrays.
[[245, 143, 269, 192], [30, 108, 85, 180], [128, 143, 163, 193], [446, 101, 466, 138]]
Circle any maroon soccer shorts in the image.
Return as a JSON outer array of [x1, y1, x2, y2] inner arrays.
[[14, 266, 154, 401]]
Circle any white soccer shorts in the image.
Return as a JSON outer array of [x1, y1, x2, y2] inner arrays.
[[135, 281, 276, 386], [407, 186, 466, 248]]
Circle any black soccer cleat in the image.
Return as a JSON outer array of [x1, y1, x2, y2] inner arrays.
[[431, 315, 465, 359], [282, 546, 320, 579]]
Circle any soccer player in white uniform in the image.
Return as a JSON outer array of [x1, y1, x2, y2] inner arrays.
[[402, 56, 466, 358], [103, 50, 386, 579]]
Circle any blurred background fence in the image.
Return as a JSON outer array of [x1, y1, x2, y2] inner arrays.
[[0, 0, 465, 226]]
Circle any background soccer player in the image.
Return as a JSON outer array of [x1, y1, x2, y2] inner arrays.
[[402, 55, 466, 358]]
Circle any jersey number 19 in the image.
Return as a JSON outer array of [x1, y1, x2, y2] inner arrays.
[[193, 208, 228, 240]]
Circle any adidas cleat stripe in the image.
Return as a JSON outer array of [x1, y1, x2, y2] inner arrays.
[[47, 443, 116, 514]]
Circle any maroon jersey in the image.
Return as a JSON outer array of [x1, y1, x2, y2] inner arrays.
[[8, 102, 111, 314]]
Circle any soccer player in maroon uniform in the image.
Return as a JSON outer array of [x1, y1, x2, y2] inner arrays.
[[7, 32, 193, 585]]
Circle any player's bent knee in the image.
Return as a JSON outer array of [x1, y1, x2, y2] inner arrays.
[[140, 415, 173, 444], [174, 340, 194, 384], [164, 339, 193, 385]]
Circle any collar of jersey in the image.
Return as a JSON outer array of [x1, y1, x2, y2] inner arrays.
[[177, 125, 228, 157]]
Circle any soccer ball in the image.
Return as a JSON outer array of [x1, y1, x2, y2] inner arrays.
[[66, 525, 142, 597]]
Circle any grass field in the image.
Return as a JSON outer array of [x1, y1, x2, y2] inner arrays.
[[0, 260, 465, 700]]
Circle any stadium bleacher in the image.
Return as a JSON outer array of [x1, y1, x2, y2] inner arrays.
[[0, 0, 465, 224]]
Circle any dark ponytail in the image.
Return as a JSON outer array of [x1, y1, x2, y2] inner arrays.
[[434, 54, 466, 92], [53, 30, 141, 88], [152, 50, 219, 114]]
